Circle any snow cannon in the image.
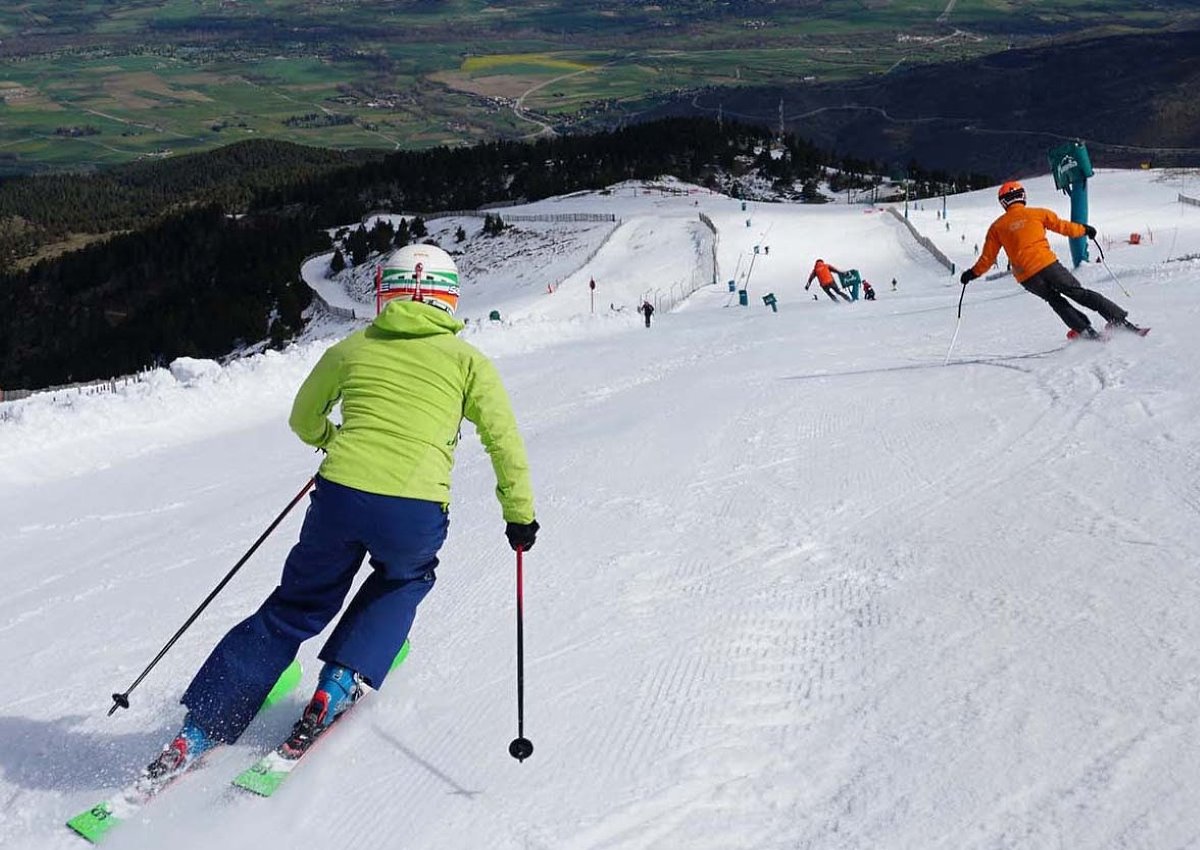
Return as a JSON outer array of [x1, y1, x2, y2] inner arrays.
[[1048, 140, 1095, 269], [838, 269, 862, 301]]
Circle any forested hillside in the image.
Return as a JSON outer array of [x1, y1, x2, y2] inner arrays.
[[0, 141, 369, 262], [0, 118, 992, 390]]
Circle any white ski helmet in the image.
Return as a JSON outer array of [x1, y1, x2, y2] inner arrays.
[[379, 244, 460, 315]]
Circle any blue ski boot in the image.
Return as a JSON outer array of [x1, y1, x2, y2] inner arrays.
[[280, 663, 363, 759], [142, 714, 218, 787]]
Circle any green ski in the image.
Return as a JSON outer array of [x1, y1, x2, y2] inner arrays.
[[65, 659, 304, 844], [232, 641, 410, 798]]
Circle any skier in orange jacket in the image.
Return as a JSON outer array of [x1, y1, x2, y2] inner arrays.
[[959, 181, 1146, 339], [805, 259, 852, 303]]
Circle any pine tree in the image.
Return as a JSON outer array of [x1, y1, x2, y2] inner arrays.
[[348, 225, 369, 266], [370, 220, 394, 253], [393, 218, 410, 249]]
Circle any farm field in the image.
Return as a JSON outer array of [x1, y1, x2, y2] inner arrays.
[[1, 0, 1197, 172]]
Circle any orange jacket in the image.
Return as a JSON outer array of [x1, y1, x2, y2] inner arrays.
[[970, 204, 1087, 283], [807, 260, 841, 287]]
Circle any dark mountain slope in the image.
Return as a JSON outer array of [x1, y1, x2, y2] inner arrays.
[[642, 27, 1200, 176]]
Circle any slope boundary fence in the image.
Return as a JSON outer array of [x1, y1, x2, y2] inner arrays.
[[1180, 193, 1200, 208], [640, 215, 718, 312], [1, 372, 152, 416], [570, 218, 623, 280], [885, 207, 956, 273], [698, 212, 720, 286], [362, 209, 617, 225], [299, 249, 362, 321]]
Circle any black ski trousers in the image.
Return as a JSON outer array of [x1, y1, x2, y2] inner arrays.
[[821, 284, 852, 303], [1020, 261, 1126, 332]]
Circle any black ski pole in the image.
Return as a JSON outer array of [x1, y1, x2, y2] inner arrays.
[[943, 282, 968, 366], [108, 477, 316, 716], [508, 545, 534, 762], [1091, 236, 1132, 298]]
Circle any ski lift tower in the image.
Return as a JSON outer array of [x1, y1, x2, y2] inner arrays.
[[1048, 140, 1094, 268]]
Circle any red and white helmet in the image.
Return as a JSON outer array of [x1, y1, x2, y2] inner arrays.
[[998, 181, 1026, 209], [379, 244, 460, 315]]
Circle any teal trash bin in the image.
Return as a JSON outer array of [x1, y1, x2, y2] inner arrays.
[[728, 280, 736, 292], [488, 309, 501, 321], [839, 269, 862, 301], [762, 293, 778, 313], [738, 289, 748, 307]]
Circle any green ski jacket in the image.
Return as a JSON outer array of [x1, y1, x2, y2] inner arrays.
[[289, 299, 535, 523]]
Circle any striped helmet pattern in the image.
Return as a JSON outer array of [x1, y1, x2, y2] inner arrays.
[[379, 244, 460, 315]]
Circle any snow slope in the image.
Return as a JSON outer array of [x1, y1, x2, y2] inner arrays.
[[2, 171, 1200, 849]]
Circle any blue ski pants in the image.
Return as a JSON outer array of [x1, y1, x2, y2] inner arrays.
[[181, 476, 447, 742]]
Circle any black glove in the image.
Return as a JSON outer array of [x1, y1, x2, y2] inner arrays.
[[1083, 224, 1097, 239], [505, 519, 540, 552], [959, 269, 977, 285]]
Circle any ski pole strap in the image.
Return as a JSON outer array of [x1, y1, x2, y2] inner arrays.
[[956, 282, 967, 319], [1091, 236, 1106, 263]]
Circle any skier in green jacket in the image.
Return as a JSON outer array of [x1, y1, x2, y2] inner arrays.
[[147, 243, 539, 779]]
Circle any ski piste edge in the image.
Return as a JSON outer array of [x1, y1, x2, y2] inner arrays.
[[65, 659, 304, 845], [232, 640, 411, 799]]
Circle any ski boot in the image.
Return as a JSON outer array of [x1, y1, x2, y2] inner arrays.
[[1066, 326, 1102, 341], [1106, 318, 1150, 337], [280, 663, 363, 759], [139, 714, 218, 792]]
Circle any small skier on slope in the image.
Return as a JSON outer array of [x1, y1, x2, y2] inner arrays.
[[805, 259, 853, 303], [959, 181, 1147, 339], [144, 244, 539, 780], [641, 300, 655, 327]]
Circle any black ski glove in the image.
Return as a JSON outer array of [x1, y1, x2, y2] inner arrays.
[[505, 519, 540, 552], [959, 269, 977, 285], [1083, 224, 1097, 239]]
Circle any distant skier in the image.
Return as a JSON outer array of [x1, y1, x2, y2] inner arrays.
[[960, 181, 1146, 339], [805, 259, 853, 303], [145, 244, 539, 780], [862, 280, 876, 301], [891, 277, 898, 291], [641, 300, 655, 327]]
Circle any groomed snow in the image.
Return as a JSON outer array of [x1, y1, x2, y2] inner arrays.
[[2, 169, 1199, 849]]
